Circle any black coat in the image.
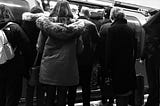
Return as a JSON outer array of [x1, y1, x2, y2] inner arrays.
[[1, 22, 33, 78], [21, 20, 42, 65], [77, 18, 100, 67], [143, 10, 160, 57], [100, 18, 137, 95]]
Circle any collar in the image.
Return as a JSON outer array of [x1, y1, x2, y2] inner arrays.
[[111, 18, 127, 26]]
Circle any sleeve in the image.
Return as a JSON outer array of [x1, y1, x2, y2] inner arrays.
[[98, 23, 111, 76], [91, 24, 100, 45], [76, 35, 84, 55], [140, 27, 146, 59], [133, 24, 145, 59], [11, 23, 34, 79], [15, 24, 33, 67], [99, 23, 111, 39], [36, 16, 84, 40], [99, 24, 107, 38], [36, 31, 47, 54]]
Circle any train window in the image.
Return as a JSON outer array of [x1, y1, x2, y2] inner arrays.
[[0, 0, 43, 23], [123, 9, 148, 25], [126, 15, 141, 26]]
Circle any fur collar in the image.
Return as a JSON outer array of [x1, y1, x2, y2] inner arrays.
[[22, 12, 47, 21], [36, 16, 85, 40]]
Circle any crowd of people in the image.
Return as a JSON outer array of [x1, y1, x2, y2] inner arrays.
[[0, 0, 159, 106]]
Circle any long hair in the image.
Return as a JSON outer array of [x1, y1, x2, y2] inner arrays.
[[49, 0, 73, 24], [0, 4, 15, 23]]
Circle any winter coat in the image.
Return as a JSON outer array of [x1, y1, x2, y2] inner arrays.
[[21, 12, 44, 65], [36, 17, 84, 86], [100, 18, 137, 95], [77, 18, 100, 67], [98, 22, 112, 71]]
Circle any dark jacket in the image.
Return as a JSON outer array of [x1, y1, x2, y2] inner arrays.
[[143, 11, 160, 57], [21, 12, 43, 65], [1, 21, 33, 78], [77, 18, 100, 67], [100, 18, 137, 95]]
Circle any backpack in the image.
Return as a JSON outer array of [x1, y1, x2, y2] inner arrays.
[[0, 22, 15, 64]]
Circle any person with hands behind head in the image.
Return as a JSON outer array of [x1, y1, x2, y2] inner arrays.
[[35, 0, 85, 106]]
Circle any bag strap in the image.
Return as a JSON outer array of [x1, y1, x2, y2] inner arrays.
[[33, 51, 40, 66], [1, 22, 14, 30], [0, 22, 15, 43], [0, 30, 8, 44]]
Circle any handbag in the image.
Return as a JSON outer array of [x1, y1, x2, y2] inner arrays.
[[28, 51, 40, 86]]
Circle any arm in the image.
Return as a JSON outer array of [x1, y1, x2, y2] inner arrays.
[[140, 27, 146, 59], [36, 16, 84, 40], [12, 23, 34, 79], [15, 24, 33, 67], [36, 31, 48, 54]]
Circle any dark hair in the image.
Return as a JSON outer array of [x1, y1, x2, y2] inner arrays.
[[0, 4, 15, 22], [104, 7, 112, 18], [49, 0, 73, 18], [31, 6, 44, 13]]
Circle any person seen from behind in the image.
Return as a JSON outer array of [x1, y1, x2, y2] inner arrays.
[[142, 10, 160, 106], [35, 0, 85, 106], [100, 7, 137, 106], [98, 6, 115, 106], [21, 6, 45, 106], [0, 4, 33, 106], [68, 7, 100, 106]]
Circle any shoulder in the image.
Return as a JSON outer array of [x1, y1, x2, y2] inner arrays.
[[102, 22, 112, 28], [78, 19, 95, 27], [7, 22, 21, 30], [100, 22, 112, 32]]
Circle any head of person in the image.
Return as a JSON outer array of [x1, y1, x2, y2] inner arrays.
[[31, 6, 44, 14], [49, 0, 73, 24], [104, 7, 112, 19], [110, 7, 125, 22], [79, 7, 90, 19], [22, 6, 44, 22], [0, 4, 15, 23], [70, 5, 79, 19]]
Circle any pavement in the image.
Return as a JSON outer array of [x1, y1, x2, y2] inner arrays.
[[18, 88, 149, 106]]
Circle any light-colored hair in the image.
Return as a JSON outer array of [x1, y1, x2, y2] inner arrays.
[[110, 7, 125, 21]]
